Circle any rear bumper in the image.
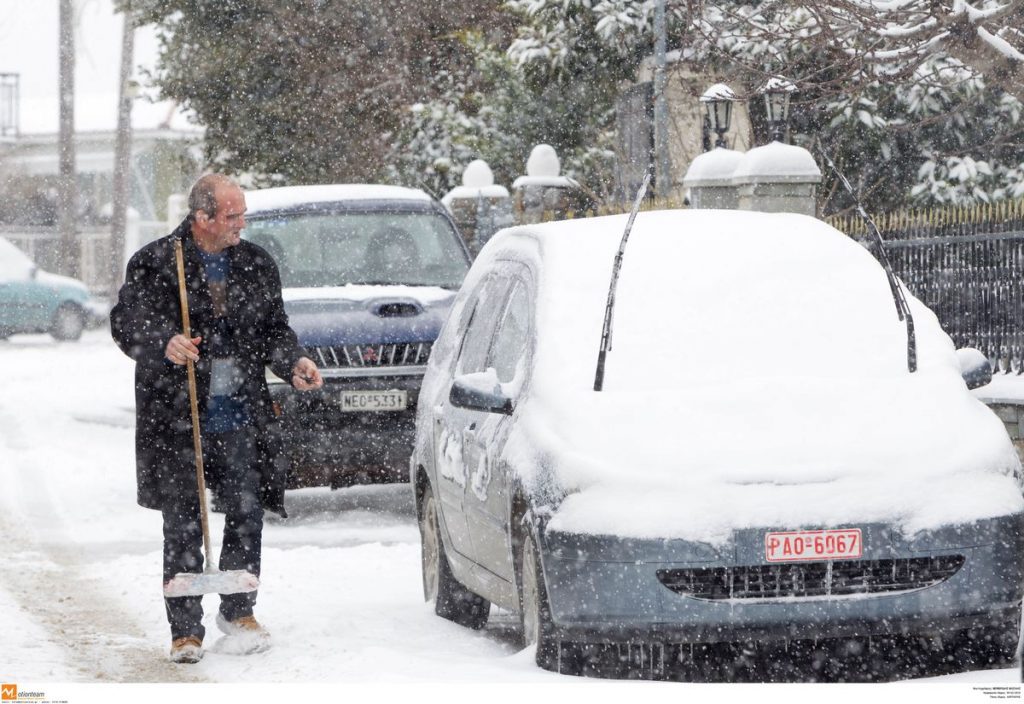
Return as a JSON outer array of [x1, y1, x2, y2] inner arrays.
[[539, 513, 1024, 645]]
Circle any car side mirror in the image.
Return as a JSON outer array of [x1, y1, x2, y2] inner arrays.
[[956, 348, 992, 390], [450, 371, 514, 415]]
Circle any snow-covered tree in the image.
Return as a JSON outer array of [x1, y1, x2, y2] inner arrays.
[[131, 0, 510, 185], [506, 0, 1024, 210], [389, 34, 619, 199]]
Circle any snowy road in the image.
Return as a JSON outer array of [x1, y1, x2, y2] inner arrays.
[[0, 330, 1018, 685]]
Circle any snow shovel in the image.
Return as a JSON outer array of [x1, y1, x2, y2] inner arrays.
[[163, 237, 260, 599]]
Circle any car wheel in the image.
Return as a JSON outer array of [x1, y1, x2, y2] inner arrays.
[[419, 484, 489, 629], [50, 304, 85, 341], [521, 529, 560, 671]]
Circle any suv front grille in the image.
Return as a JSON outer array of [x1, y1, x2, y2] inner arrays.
[[657, 555, 965, 600], [307, 342, 432, 369]]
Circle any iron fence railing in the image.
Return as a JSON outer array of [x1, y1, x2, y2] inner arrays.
[[828, 199, 1024, 372]]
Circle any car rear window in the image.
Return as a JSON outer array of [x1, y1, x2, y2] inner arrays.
[[245, 210, 468, 289]]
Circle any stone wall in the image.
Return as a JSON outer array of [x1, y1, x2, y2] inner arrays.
[[983, 400, 1024, 463]]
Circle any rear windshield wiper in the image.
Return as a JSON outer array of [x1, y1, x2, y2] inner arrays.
[[594, 172, 652, 391], [818, 143, 916, 373]]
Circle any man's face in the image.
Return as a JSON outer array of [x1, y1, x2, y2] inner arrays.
[[195, 185, 247, 253]]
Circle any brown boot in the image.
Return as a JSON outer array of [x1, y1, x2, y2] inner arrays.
[[216, 614, 271, 653], [169, 635, 203, 664]]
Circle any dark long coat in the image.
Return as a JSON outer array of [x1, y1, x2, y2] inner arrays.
[[110, 219, 304, 516]]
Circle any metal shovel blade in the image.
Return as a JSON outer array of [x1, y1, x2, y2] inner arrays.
[[163, 569, 260, 598]]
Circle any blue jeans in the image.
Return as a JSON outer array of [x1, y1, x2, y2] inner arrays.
[[162, 426, 264, 641]]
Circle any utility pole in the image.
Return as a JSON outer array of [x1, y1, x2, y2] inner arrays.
[[653, 0, 672, 200], [110, 1, 135, 299], [58, 0, 79, 278]]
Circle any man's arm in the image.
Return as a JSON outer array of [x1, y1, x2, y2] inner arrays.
[[259, 254, 322, 389], [110, 245, 183, 366]]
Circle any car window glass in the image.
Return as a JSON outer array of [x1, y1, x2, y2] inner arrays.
[[487, 282, 530, 384], [456, 275, 509, 376], [0, 238, 33, 282], [245, 210, 468, 288]]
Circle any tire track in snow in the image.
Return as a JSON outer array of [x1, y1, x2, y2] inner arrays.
[[0, 365, 206, 681], [0, 515, 208, 682]]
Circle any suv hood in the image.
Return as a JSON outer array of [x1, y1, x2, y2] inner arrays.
[[283, 284, 455, 346]]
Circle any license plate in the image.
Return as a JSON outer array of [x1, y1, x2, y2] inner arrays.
[[765, 528, 862, 563], [339, 390, 408, 412]]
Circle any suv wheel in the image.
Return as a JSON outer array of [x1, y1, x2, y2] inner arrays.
[[419, 484, 489, 629], [50, 304, 85, 341]]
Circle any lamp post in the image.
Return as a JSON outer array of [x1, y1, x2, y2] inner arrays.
[[653, 0, 671, 199], [762, 76, 795, 143], [700, 83, 737, 149]]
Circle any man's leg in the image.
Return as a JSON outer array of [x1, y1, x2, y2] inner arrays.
[[211, 427, 264, 621], [162, 499, 205, 643]]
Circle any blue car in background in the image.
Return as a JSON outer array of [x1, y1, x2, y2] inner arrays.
[[0, 236, 106, 341], [243, 185, 472, 489]]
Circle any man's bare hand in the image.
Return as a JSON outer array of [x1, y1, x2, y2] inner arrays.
[[165, 334, 202, 365], [291, 356, 323, 390]]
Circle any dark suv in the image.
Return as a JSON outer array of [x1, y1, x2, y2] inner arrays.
[[244, 185, 471, 488]]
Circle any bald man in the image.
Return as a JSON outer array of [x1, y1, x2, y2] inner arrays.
[[111, 174, 322, 663]]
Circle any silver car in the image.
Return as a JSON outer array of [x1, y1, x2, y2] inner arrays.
[[410, 209, 1024, 680]]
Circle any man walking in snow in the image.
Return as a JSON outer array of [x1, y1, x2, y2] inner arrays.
[[111, 174, 322, 663]]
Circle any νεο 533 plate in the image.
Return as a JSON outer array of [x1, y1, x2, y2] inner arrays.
[[339, 390, 408, 412]]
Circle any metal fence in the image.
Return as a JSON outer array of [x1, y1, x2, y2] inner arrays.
[[827, 199, 1024, 372], [1, 220, 168, 295]]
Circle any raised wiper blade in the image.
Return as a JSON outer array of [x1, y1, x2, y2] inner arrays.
[[594, 171, 652, 391], [817, 143, 916, 373]]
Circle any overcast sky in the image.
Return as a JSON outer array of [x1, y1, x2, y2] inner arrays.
[[0, 0, 193, 134]]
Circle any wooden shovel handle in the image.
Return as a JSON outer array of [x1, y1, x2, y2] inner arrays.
[[173, 238, 214, 569]]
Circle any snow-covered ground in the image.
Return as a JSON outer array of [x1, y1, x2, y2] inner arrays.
[[0, 330, 1018, 697]]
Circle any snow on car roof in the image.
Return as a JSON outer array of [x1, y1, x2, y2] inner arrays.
[[463, 209, 1023, 543], [245, 184, 432, 214]]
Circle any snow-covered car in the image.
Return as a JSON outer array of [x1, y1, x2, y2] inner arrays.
[[411, 208, 1024, 678], [0, 236, 106, 341], [243, 185, 471, 488]]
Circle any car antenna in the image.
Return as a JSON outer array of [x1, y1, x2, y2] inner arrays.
[[817, 141, 917, 373], [594, 171, 652, 391]]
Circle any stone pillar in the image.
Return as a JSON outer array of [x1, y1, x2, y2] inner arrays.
[[681, 147, 742, 209], [441, 159, 512, 254], [731, 142, 821, 217], [511, 144, 589, 224]]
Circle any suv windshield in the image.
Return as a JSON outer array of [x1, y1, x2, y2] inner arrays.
[[244, 210, 469, 289]]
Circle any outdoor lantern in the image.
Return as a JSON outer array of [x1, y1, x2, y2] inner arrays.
[[762, 76, 796, 143], [700, 83, 737, 149]]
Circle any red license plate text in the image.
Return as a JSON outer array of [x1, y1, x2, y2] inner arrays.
[[765, 528, 862, 563]]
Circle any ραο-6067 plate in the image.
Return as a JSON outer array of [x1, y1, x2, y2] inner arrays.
[[339, 390, 408, 412], [765, 528, 862, 563]]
